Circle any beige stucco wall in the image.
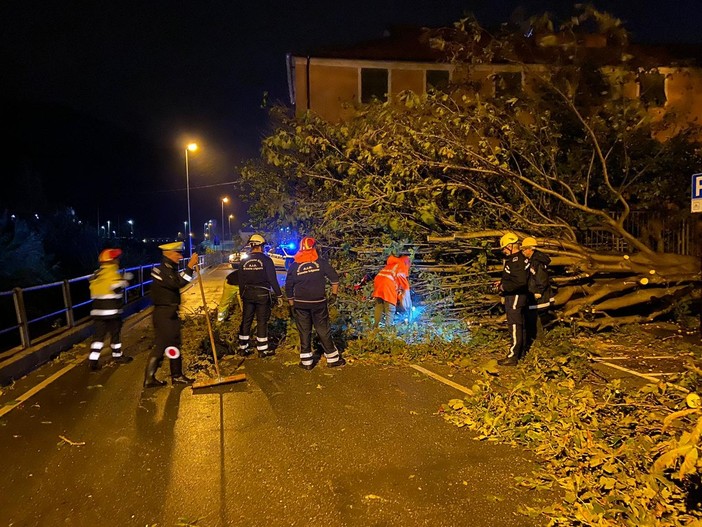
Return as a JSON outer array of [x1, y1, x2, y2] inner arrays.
[[390, 69, 424, 97]]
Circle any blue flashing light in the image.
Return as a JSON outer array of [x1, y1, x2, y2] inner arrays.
[[287, 242, 296, 249]]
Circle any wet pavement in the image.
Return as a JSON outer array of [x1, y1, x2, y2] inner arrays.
[[0, 265, 553, 526]]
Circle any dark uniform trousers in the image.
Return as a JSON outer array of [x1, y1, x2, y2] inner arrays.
[[293, 304, 340, 366], [90, 318, 122, 359], [525, 301, 551, 351], [150, 304, 185, 377], [238, 286, 273, 354], [505, 294, 528, 360]]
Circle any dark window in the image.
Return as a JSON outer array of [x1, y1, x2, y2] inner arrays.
[[361, 68, 388, 103], [639, 72, 666, 107], [494, 71, 522, 98], [426, 69, 450, 91]]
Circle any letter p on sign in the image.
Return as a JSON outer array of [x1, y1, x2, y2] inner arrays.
[[692, 173, 702, 213]]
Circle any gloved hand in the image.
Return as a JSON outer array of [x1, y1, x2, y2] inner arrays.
[[534, 293, 542, 300], [328, 293, 338, 306]]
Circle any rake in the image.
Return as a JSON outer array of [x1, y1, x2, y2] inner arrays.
[[192, 264, 247, 389]]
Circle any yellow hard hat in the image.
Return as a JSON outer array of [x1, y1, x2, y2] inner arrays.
[[499, 233, 519, 248], [248, 234, 266, 246], [521, 236, 538, 248], [159, 241, 185, 252]]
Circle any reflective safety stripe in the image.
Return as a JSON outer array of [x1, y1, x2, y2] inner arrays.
[[529, 302, 551, 310], [300, 352, 314, 359], [92, 294, 122, 300], [256, 336, 269, 351], [257, 344, 269, 351], [111, 352, 123, 358], [325, 350, 340, 363], [91, 308, 121, 316], [182, 272, 193, 282], [91, 342, 103, 350], [507, 324, 517, 358], [301, 359, 314, 366], [111, 343, 122, 350], [511, 295, 519, 310], [89, 351, 101, 361]]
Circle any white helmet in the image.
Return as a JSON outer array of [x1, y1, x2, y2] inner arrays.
[[248, 234, 266, 247]]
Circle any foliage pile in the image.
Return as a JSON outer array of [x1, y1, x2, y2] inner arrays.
[[239, 5, 702, 330], [443, 340, 702, 526]]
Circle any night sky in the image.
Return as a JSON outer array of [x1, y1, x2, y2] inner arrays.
[[1, 1, 700, 238]]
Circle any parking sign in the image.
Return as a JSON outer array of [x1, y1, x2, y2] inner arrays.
[[692, 173, 702, 213]]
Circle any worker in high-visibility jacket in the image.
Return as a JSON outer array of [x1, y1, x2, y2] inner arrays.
[[217, 266, 242, 323], [88, 248, 132, 370], [372, 254, 411, 328]]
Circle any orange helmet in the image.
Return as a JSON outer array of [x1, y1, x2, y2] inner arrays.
[[299, 237, 316, 251], [99, 248, 122, 262]]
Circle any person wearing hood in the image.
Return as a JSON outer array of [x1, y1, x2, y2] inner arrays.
[[285, 237, 344, 369], [521, 236, 554, 350], [372, 254, 411, 328], [88, 248, 132, 371]]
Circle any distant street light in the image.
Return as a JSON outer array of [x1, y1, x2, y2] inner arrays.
[[107, 220, 111, 238], [221, 197, 229, 245], [184, 142, 198, 257], [127, 219, 134, 237], [183, 221, 188, 242]]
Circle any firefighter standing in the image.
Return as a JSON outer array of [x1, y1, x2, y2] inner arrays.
[[285, 237, 344, 370], [372, 255, 411, 328], [237, 234, 282, 357], [88, 248, 132, 370], [521, 236, 554, 350], [143, 242, 199, 388], [497, 233, 530, 366]]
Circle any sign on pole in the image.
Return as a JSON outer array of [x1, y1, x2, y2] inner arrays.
[[692, 173, 702, 213]]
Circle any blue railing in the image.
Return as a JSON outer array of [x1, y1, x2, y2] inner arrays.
[[0, 254, 217, 357]]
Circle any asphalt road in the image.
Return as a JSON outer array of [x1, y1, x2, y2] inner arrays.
[[0, 265, 551, 527]]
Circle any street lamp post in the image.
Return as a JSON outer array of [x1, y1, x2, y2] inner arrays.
[[184, 143, 198, 257], [221, 197, 229, 246], [228, 214, 234, 239]]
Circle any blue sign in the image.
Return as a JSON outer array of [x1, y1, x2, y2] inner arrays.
[[692, 173, 702, 213]]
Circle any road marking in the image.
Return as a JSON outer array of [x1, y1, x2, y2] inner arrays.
[[592, 355, 678, 361], [595, 360, 689, 393], [409, 364, 474, 395], [0, 357, 83, 418]]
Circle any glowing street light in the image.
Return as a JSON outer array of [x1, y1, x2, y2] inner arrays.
[[184, 142, 198, 257], [221, 197, 229, 245], [127, 219, 134, 237]]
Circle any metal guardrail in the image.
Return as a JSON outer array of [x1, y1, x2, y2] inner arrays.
[[0, 254, 220, 358]]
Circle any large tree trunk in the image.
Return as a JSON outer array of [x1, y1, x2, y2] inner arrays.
[[422, 231, 701, 330]]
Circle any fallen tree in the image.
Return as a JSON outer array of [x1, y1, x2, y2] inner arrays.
[[239, 6, 702, 330]]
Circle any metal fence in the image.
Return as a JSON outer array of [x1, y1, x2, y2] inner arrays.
[[0, 254, 220, 358], [580, 212, 699, 255]]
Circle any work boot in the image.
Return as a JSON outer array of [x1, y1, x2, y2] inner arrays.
[[497, 356, 519, 366], [168, 357, 193, 385], [259, 350, 275, 359], [89, 359, 101, 371], [299, 362, 315, 371], [143, 357, 166, 388], [238, 348, 253, 357], [171, 374, 194, 385], [327, 358, 346, 368]]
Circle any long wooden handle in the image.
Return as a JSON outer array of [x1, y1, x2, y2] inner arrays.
[[196, 264, 221, 378]]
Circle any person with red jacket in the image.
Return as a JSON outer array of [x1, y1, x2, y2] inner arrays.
[[372, 254, 411, 328]]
